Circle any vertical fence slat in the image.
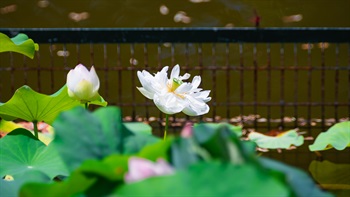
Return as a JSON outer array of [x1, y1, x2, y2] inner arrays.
[[49, 43, 54, 92], [280, 43, 285, 129], [266, 43, 271, 130], [239, 43, 244, 125], [225, 43, 230, 119], [293, 43, 299, 129], [211, 43, 217, 120], [253, 43, 258, 129]]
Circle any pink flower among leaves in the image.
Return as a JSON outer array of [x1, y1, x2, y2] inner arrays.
[[124, 157, 174, 183]]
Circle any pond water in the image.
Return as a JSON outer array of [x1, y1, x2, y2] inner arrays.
[[1, 0, 350, 195], [1, 0, 349, 27]]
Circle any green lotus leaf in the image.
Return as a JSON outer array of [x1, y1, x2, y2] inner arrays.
[[116, 161, 291, 196], [309, 160, 350, 190], [123, 122, 152, 135], [0, 128, 69, 180], [309, 121, 350, 151], [248, 129, 304, 149], [260, 157, 334, 197], [0, 33, 39, 59], [89, 94, 108, 107], [0, 170, 51, 197], [0, 85, 83, 124], [20, 169, 96, 197]]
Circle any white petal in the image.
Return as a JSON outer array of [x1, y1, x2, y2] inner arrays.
[[137, 71, 156, 94], [170, 64, 180, 79], [75, 64, 90, 76], [183, 103, 210, 116], [193, 90, 211, 100], [137, 71, 150, 87], [154, 93, 184, 114], [191, 76, 201, 89], [175, 83, 192, 94], [89, 66, 100, 92], [182, 96, 209, 116], [137, 87, 154, 99], [66, 69, 80, 90], [154, 66, 169, 86], [180, 73, 191, 80]]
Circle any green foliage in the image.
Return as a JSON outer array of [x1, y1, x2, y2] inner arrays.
[[116, 161, 291, 196], [260, 157, 333, 197], [20, 170, 96, 197], [309, 160, 350, 189], [309, 121, 350, 151], [249, 129, 304, 149], [1, 170, 51, 197], [0, 85, 107, 124], [17, 120, 334, 197], [0, 86, 80, 124], [52, 106, 160, 172], [0, 33, 39, 59], [0, 129, 68, 179]]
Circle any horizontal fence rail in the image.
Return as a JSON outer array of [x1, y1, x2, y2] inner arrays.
[[1, 27, 350, 43]]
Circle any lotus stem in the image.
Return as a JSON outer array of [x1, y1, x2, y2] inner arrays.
[[33, 120, 39, 139], [85, 102, 88, 110], [164, 114, 169, 140]]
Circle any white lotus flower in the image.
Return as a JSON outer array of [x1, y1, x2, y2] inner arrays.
[[137, 64, 211, 116], [66, 64, 100, 103]]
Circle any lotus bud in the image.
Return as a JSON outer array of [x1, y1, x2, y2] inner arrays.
[[66, 64, 100, 103]]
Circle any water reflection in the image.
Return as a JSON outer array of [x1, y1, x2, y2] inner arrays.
[[0, 4, 17, 14], [37, 0, 49, 8], [1, 0, 348, 27], [282, 14, 303, 23]]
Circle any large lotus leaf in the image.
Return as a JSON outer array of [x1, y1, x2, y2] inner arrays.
[[19, 169, 96, 197], [116, 161, 291, 196], [309, 121, 350, 151], [193, 123, 246, 163], [136, 138, 173, 162], [52, 106, 133, 172], [170, 138, 202, 169], [79, 154, 129, 181], [0, 129, 69, 180], [123, 122, 152, 135], [194, 122, 242, 138], [123, 134, 160, 154], [0, 170, 51, 197], [259, 157, 334, 197], [309, 160, 350, 189], [0, 85, 83, 124], [248, 129, 304, 149], [0, 33, 39, 59]]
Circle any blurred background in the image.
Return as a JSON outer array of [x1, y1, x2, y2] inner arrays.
[[0, 0, 349, 28]]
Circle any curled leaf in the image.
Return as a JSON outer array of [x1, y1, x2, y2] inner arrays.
[[309, 121, 350, 151], [248, 129, 304, 149], [0, 33, 39, 59], [0, 85, 82, 124]]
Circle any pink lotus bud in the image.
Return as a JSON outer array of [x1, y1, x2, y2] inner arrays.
[[124, 157, 174, 183], [181, 121, 193, 138]]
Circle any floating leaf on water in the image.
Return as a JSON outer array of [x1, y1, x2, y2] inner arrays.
[[309, 121, 350, 151], [248, 129, 304, 149]]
